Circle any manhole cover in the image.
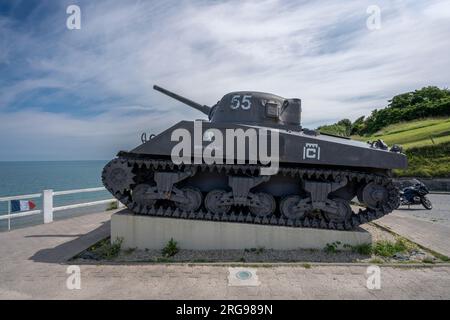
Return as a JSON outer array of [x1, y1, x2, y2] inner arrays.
[[236, 270, 252, 280], [228, 268, 260, 286]]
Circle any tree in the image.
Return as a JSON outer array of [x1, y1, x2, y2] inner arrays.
[[351, 116, 365, 135]]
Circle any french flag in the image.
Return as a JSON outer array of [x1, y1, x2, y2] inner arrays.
[[11, 200, 36, 212]]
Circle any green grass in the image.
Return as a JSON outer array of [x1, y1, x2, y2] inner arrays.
[[395, 142, 450, 177], [352, 118, 450, 177], [86, 237, 123, 260], [372, 239, 408, 258], [353, 117, 450, 150], [348, 243, 373, 255]]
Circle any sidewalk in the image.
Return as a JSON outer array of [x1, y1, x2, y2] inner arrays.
[[0, 210, 449, 299]]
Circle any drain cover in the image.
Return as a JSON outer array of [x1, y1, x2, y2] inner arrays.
[[228, 268, 260, 286], [236, 270, 252, 280]]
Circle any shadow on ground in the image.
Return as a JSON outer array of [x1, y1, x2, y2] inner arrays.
[[29, 221, 110, 264]]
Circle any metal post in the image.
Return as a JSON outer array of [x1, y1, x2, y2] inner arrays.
[[7, 200, 11, 231], [43, 189, 53, 224]]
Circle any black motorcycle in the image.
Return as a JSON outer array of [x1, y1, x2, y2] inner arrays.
[[400, 179, 433, 210]]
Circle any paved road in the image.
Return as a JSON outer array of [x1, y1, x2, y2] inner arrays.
[[376, 193, 450, 257], [0, 208, 449, 299], [395, 194, 450, 227]]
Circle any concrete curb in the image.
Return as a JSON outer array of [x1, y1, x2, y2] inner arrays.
[[188, 262, 450, 268], [67, 260, 450, 268]]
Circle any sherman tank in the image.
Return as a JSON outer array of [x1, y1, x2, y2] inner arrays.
[[102, 85, 407, 230]]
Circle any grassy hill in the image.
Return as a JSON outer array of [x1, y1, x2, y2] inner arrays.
[[316, 86, 450, 178], [398, 142, 450, 178], [352, 118, 450, 149], [352, 118, 450, 177]]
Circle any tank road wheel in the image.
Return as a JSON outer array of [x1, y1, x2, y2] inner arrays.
[[323, 198, 352, 223], [103, 160, 134, 193], [132, 184, 156, 211], [175, 187, 203, 212], [249, 193, 276, 218], [362, 182, 389, 210], [280, 195, 306, 220], [205, 190, 231, 215]]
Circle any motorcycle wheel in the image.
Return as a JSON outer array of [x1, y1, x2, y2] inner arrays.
[[421, 197, 433, 210]]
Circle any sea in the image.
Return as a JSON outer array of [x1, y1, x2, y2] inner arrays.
[[0, 161, 112, 231]]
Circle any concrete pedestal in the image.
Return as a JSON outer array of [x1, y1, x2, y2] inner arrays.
[[111, 210, 372, 250]]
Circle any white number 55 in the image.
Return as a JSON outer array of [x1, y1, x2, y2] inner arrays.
[[230, 95, 252, 110]]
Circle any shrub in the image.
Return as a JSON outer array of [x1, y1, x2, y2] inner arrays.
[[93, 237, 123, 260], [162, 238, 179, 257], [324, 241, 341, 254], [351, 243, 373, 255], [107, 201, 118, 211], [372, 239, 408, 258]]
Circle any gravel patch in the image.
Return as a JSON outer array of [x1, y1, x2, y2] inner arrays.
[[111, 248, 369, 263], [360, 223, 396, 242]]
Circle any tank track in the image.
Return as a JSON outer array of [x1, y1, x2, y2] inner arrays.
[[102, 155, 399, 231]]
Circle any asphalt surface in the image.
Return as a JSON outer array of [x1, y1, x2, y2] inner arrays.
[[395, 193, 450, 227], [375, 193, 450, 257]]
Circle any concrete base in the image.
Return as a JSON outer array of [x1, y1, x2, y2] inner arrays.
[[111, 210, 372, 250]]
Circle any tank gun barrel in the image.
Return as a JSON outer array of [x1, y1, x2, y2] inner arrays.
[[153, 85, 211, 117]]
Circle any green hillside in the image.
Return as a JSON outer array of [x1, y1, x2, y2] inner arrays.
[[351, 118, 450, 178], [396, 142, 450, 178], [317, 86, 450, 178], [353, 118, 450, 149]]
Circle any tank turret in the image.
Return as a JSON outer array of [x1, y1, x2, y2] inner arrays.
[[153, 85, 302, 130]]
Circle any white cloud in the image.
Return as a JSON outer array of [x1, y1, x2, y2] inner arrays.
[[0, 0, 449, 160]]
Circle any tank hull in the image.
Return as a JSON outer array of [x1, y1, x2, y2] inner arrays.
[[131, 120, 407, 170], [102, 121, 404, 230]]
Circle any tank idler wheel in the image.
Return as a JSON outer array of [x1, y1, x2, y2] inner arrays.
[[362, 182, 389, 210], [322, 198, 352, 223], [205, 190, 231, 215], [175, 187, 203, 212], [132, 184, 157, 210], [249, 193, 276, 218], [280, 195, 307, 220]]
